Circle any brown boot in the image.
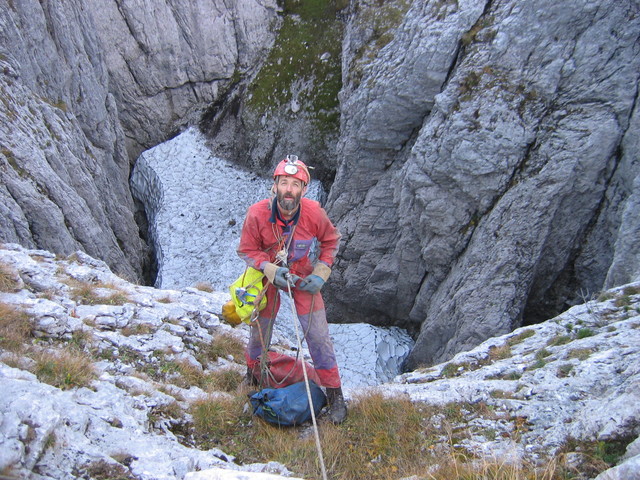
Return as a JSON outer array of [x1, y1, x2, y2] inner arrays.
[[243, 366, 258, 387], [326, 387, 347, 424]]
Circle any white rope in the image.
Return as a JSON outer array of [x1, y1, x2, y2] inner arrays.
[[285, 275, 328, 480]]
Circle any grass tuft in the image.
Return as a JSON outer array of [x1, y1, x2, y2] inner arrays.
[[0, 302, 34, 351], [33, 348, 97, 390], [197, 333, 246, 364], [0, 262, 20, 292], [507, 329, 536, 346], [194, 282, 213, 293]]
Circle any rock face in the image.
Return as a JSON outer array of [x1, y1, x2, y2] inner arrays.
[[89, 0, 280, 159], [0, 0, 278, 281], [200, 1, 346, 185], [2, 0, 639, 374], [387, 281, 640, 477], [324, 0, 640, 368]]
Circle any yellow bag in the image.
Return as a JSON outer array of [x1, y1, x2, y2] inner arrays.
[[221, 299, 242, 326], [229, 267, 267, 323]]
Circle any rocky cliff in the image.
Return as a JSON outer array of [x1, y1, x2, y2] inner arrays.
[[322, 0, 640, 368], [2, 0, 639, 371], [0, 0, 278, 281]]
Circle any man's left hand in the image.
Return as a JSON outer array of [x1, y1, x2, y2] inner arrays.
[[298, 274, 325, 294]]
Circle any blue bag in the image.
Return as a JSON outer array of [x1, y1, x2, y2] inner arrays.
[[250, 381, 327, 426]]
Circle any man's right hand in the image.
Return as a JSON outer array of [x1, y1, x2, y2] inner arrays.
[[273, 267, 292, 288], [263, 263, 300, 289]]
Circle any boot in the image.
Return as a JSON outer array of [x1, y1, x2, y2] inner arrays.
[[326, 387, 347, 424], [243, 366, 258, 387]]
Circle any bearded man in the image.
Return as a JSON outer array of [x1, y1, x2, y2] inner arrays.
[[237, 155, 347, 424]]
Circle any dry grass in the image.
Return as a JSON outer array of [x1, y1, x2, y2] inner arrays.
[[164, 360, 243, 393], [82, 459, 137, 480], [190, 394, 248, 448], [0, 302, 34, 351], [488, 343, 512, 361], [567, 347, 594, 361], [0, 262, 20, 292], [121, 323, 156, 337], [194, 282, 213, 293], [207, 368, 244, 392], [507, 329, 536, 346], [182, 388, 626, 480], [64, 279, 131, 306], [33, 348, 97, 390], [197, 333, 246, 364]]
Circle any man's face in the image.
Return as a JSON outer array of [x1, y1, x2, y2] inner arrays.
[[275, 176, 306, 213]]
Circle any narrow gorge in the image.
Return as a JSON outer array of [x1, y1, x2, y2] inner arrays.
[[1, 0, 638, 371]]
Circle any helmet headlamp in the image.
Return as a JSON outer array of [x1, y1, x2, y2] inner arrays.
[[273, 154, 311, 184], [283, 164, 299, 175]]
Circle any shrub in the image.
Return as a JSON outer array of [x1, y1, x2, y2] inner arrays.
[[440, 362, 470, 378], [576, 328, 595, 339]]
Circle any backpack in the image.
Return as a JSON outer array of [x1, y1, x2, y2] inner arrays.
[[248, 351, 322, 388], [250, 381, 326, 427]]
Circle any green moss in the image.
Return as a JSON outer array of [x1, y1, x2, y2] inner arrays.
[[2, 147, 27, 178], [576, 327, 595, 339], [461, 15, 495, 46], [246, 0, 344, 136], [349, 0, 412, 86]]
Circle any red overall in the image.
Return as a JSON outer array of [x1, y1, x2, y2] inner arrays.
[[237, 197, 342, 387]]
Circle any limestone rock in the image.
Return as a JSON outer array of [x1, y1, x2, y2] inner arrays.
[[0, 0, 278, 281], [2, 244, 638, 479], [324, 0, 640, 368]]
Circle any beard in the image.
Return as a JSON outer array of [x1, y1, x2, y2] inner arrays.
[[276, 189, 302, 213]]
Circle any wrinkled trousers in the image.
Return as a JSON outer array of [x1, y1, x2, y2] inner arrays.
[[245, 282, 342, 388]]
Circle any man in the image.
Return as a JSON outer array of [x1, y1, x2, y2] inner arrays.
[[237, 155, 347, 424]]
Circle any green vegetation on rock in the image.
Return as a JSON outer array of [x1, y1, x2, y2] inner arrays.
[[246, 0, 346, 135]]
